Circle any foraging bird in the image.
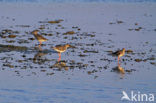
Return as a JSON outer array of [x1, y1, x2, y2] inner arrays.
[[52, 44, 71, 61], [113, 48, 125, 64], [31, 30, 48, 46]]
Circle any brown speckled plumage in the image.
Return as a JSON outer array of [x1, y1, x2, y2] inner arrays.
[[53, 44, 71, 61], [32, 30, 48, 43], [53, 44, 71, 53], [113, 48, 125, 64], [113, 48, 125, 57]]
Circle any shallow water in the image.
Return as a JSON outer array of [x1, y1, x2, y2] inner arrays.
[[0, 3, 156, 103]]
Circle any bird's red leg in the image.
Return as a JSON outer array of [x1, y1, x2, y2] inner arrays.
[[38, 42, 42, 51], [39, 45, 42, 51], [118, 63, 120, 67], [39, 42, 42, 46], [119, 56, 122, 63], [58, 53, 61, 62], [118, 56, 120, 65]]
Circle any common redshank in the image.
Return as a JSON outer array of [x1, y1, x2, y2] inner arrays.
[[31, 30, 48, 47], [53, 44, 71, 61], [113, 48, 125, 64]]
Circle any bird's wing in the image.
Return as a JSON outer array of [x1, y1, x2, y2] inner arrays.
[[35, 34, 46, 40]]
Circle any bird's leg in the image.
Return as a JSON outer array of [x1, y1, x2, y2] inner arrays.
[[118, 56, 120, 65], [38, 42, 42, 51], [58, 53, 61, 62], [39, 42, 42, 46], [118, 62, 120, 67], [119, 57, 121, 63], [58, 53, 61, 57], [39, 46, 42, 51]]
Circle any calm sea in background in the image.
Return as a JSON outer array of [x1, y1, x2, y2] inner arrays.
[[0, 0, 156, 3]]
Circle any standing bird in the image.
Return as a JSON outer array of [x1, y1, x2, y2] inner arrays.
[[31, 30, 48, 47], [52, 44, 71, 61], [112, 48, 125, 64]]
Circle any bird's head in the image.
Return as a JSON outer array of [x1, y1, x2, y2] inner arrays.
[[65, 44, 71, 48], [31, 30, 39, 35], [122, 48, 125, 52]]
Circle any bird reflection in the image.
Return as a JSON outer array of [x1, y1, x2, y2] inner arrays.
[[33, 51, 48, 64], [51, 61, 69, 71], [118, 63, 125, 74], [112, 63, 125, 78], [52, 44, 72, 62]]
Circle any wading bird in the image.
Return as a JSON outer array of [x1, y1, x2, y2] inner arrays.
[[52, 44, 71, 61], [31, 30, 48, 49], [113, 48, 125, 64]]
